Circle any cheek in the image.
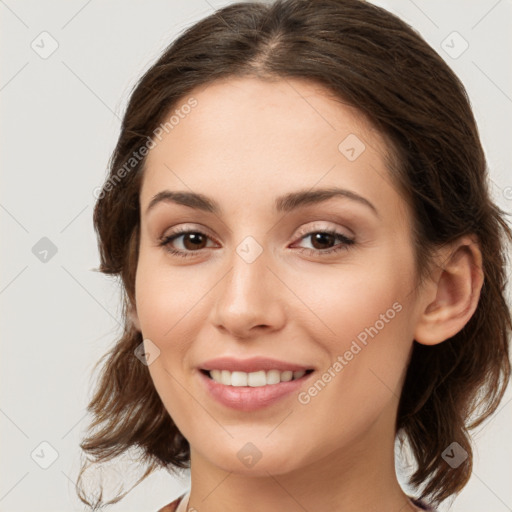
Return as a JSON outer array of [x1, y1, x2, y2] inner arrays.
[[133, 248, 216, 402], [134, 255, 202, 428], [292, 245, 415, 406], [295, 253, 413, 349], [134, 247, 205, 340]]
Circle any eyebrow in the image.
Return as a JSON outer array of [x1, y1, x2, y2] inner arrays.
[[145, 187, 379, 217]]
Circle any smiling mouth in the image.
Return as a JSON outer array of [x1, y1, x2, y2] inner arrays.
[[200, 368, 314, 387]]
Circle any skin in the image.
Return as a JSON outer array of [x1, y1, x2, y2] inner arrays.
[[130, 77, 483, 512]]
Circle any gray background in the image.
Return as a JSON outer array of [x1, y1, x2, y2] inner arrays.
[[1, 1, 511, 511]]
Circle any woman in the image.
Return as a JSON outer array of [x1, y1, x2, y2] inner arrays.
[[77, 1, 511, 511]]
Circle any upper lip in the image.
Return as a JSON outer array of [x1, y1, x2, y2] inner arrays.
[[199, 356, 314, 373]]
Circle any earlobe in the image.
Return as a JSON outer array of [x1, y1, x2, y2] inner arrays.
[[414, 236, 484, 346], [128, 302, 141, 332]]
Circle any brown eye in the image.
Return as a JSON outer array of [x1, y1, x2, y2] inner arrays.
[[292, 229, 355, 257], [309, 232, 337, 250], [159, 228, 218, 258], [181, 232, 208, 250]]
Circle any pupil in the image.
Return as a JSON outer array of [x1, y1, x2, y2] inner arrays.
[[184, 233, 206, 250], [312, 233, 334, 250]]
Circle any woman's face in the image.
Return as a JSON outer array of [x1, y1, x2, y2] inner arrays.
[[133, 77, 424, 476]]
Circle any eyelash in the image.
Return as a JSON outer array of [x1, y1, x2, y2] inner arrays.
[[158, 226, 355, 259]]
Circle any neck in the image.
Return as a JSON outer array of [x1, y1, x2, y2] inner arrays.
[[185, 402, 420, 512]]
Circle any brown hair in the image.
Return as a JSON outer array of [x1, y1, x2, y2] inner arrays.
[[77, 0, 512, 508]]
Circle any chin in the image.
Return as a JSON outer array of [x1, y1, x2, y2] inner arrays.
[[199, 441, 303, 476]]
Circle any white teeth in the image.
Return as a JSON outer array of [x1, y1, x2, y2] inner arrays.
[[210, 369, 222, 382], [231, 371, 248, 387], [221, 370, 231, 386], [207, 369, 309, 387], [266, 369, 281, 385], [281, 370, 293, 382], [247, 370, 266, 387]]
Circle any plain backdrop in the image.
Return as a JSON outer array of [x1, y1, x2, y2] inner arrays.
[[1, 1, 511, 511]]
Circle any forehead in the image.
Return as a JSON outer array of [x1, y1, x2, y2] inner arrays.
[[140, 76, 407, 223], [148, 76, 380, 155]]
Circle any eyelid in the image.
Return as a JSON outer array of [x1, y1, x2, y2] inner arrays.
[[293, 221, 354, 240], [161, 223, 219, 241], [158, 220, 356, 260], [160, 221, 352, 244]]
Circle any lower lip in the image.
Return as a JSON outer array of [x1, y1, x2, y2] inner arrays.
[[198, 370, 314, 411]]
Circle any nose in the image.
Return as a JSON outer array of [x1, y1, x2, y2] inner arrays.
[[209, 245, 287, 339]]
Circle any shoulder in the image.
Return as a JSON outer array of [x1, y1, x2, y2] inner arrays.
[[157, 492, 186, 512], [157, 500, 178, 512], [158, 493, 436, 512]]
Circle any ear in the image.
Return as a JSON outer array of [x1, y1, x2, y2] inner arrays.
[[128, 302, 141, 332], [414, 236, 484, 346]]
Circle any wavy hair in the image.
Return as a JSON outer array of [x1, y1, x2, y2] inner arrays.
[[76, 0, 512, 508]]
